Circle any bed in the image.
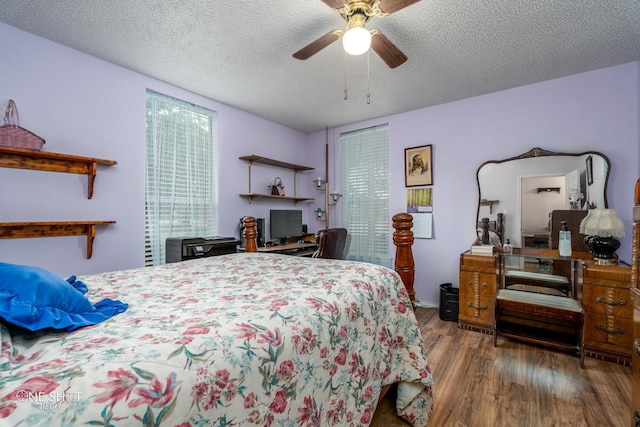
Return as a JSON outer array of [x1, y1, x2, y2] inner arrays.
[[1, 214, 433, 426]]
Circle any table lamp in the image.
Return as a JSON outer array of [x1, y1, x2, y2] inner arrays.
[[579, 208, 625, 264]]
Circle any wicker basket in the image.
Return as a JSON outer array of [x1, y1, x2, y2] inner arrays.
[[0, 100, 45, 150]]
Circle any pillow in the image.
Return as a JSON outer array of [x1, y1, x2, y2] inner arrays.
[[0, 262, 127, 332]]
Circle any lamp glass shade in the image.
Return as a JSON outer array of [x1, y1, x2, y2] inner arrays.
[[578, 209, 595, 234], [342, 27, 371, 56], [582, 208, 625, 238]]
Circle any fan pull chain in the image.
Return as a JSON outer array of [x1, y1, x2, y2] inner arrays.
[[366, 50, 371, 104], [344, 51, 348, 100]]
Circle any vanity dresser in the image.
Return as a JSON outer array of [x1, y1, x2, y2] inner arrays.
[[462, 148, 637, 369], [459, 249, 633, 364]]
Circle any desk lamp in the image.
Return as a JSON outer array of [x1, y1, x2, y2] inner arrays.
[[580, 208, 625, 264]]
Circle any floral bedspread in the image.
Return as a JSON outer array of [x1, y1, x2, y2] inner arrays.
[[1, 253, 434, 426]]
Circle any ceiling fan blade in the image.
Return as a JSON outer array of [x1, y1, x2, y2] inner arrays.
[[293, 30, 342, 60], [378, 0, 422, 15], [320, 0, 344, 9], [371, 31, 407, 68]]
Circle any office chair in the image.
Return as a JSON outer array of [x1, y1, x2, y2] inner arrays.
[[312, 228, 348, 260]]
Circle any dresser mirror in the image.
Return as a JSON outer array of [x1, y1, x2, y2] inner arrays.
[[476, 147, 610, 248]]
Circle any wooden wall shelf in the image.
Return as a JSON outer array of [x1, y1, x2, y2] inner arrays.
[[0, 221, 116, 259], [479, 199, 499, 214], [239, 154, 314, 204], [239, 193, 314, 203], [238, 155, 314, 172], [0, 146, 117, 199]]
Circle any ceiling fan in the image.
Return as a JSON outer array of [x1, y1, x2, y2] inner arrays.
[[293, 0, 422, 69]]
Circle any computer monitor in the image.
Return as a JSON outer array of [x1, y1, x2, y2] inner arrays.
[[270, 209, 303, 243]]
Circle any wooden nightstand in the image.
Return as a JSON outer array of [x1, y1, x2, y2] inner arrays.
[[582, 261, 633, 365]]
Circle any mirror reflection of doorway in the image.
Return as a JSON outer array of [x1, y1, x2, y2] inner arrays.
[[476, 149, 608, 252], [519, 173, 575, 248]]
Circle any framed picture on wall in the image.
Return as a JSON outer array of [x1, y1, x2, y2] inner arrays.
[[405, 144, 433, 187], [586, 155, 593, 186]]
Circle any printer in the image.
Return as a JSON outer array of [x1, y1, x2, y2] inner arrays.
[[165, 236, 241, 263]]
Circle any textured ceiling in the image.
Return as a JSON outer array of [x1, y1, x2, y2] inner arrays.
[[1, 0, 639, 133]]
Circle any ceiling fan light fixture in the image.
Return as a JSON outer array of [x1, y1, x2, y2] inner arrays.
[[342, 26, 371, 56]]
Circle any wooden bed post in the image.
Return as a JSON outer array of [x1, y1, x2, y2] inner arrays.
[[243, 216, 258, 253], [393, 213, 416, 308]]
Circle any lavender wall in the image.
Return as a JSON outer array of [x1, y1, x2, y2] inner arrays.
[[309, 62, 639, 305], [0, 23, 314, 277], [1, 23, 638, 306]]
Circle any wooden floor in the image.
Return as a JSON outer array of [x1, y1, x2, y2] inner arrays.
[[371, 307, 632, 427]]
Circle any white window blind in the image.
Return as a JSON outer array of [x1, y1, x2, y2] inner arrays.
[[340, 124, 390, 267], [145, 91, 218, 265]]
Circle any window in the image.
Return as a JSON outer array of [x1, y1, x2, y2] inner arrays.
[[145, 91, 218, 265], [340, 124, 390, 267]]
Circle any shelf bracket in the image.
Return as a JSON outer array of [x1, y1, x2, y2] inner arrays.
[[88, 161, 98, 199]]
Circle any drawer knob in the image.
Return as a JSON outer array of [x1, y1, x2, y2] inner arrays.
[[595, 297, 626, 306], [467, 302, 488, 310], [595, 325, 625, 335]]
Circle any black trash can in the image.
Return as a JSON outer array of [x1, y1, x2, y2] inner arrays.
[[439, 283, 459, 322]]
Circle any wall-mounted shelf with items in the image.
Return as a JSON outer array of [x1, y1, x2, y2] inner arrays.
[[0, 221, 116, 259], [239, 155, 315, 204], [0, 147, 117, 259], [479, 199, 499, 214], [238, 193, 315, 203], [537, 187, 561, 193], [0, 146, 117, 199]]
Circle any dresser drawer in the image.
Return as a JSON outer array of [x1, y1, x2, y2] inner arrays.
[[459, 270, 496, 326], [583, 263, 632, 285], [460, 271, 497, 299], [582, 285, 632, 317], [458, 310, 494, 328], [458, 296, 495, 321], [583, 313, 633, 349]]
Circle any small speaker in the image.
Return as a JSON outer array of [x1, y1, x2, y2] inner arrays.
[[301, 224, 308, 234], [256, 218, 266, 247]]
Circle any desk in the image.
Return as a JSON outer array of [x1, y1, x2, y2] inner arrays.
[[252, 242, 318, 257]]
